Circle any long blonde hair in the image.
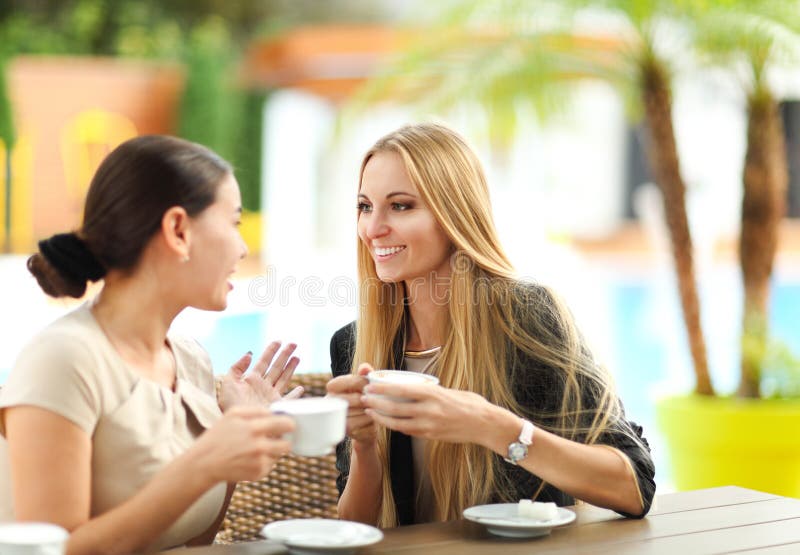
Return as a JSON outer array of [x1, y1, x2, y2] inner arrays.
[[353, 123, 622, 527]]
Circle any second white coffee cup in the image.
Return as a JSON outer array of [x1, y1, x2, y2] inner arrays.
[[0, 522, 68, 555], [367, 369, 440, 403], [270, 397, 348, 457], [366, 370, 440, 418]]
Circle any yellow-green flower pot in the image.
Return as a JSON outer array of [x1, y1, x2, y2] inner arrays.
[[656, 395, 800, 497]]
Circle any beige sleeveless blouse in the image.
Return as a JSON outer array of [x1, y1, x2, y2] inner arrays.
[[0, 305, 226, 551]]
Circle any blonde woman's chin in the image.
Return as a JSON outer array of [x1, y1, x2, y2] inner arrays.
[[374, 271, 403, 284]]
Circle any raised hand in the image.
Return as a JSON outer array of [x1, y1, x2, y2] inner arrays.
[[326, 363, 376, 446], [218, 342, 304, 411]]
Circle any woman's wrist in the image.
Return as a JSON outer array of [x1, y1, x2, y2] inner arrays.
[[352, 440, 383, 484], [352, 438, 379, 460], [478, 404, 525, 457], [178, 442, 224, 493]]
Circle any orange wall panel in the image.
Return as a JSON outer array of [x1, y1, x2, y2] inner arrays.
[[5, 56, 184, 249]]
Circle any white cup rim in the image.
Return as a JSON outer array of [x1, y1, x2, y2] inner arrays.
[[270, 396, 348, 414], [367, 369, 440, 386], [0, 522, 69, 544]]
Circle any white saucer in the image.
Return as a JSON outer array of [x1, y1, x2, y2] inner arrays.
[[463, 503, 576, 538], [261, 519, 383, 555]]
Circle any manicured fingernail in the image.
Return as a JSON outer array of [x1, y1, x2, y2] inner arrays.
[[364, 385, 374, 393], [246, 351, 253, 356]]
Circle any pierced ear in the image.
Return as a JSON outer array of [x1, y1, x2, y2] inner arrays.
[[162, 206, 191, 261]]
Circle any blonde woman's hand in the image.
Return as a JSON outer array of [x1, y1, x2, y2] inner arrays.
[[361, 382, 495, 445], [218, 342, 304, 411], [326, 363, 377, 448], [190, 406, 295, 484]]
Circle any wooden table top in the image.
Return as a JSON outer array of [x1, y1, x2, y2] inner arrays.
[[177, 486, 800, 555]]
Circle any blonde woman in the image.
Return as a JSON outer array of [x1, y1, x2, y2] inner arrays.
[[326, 123, 655, 527]]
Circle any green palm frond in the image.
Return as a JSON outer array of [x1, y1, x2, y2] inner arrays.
[[352, 28, 570, 127], [353, 0, 706, 130], [353, 16, 637, 137], [691, 0, 800, 90], [348, 1, 604, 141]]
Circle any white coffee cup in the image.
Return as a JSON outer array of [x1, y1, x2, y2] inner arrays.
[[270, 397, 348, 457], [0, 523, 68, 555], [366, 370, 440, 406]]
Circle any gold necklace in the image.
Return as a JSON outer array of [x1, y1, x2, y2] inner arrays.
[[403, 345, 442, 358]]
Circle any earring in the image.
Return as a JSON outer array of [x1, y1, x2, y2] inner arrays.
[[182, 255, 190, 263]]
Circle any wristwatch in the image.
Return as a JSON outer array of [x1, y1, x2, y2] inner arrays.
[[504, 419, 535, 465]]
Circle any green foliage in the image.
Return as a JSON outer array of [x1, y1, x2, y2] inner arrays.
[[354, 0, 697, 142], [0, 1, 275, 212], [175, 16, 262, 212], [0, 0, 283, 57], [231, 91, 267, 212], [177, 17, 236, 152], [747, 335, 800, 399], [353, 2, 602, 145], [0, 56, 14, 149], [690, 0, 800, 91], [690, 0, 800, 397]]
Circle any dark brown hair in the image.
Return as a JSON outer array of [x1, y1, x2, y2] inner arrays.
[[28, 135, 232, 298]]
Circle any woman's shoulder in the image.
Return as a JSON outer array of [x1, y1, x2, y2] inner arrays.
[[509, 279, 556, 304], [2, 306, 104, 433], [330, 321, 356, 349], [15, 305, 100, 371], [506, 280, 566, 333]]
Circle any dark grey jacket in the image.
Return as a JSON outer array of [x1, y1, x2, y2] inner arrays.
[[330, 286, 655, 525]]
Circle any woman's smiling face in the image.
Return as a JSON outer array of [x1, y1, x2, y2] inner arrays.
[[357, 150, 453, 285]]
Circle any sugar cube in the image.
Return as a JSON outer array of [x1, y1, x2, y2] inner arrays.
[[518, 499, 558, 520]]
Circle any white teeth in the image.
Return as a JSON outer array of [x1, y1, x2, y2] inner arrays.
[[375, 246, 405, 256]]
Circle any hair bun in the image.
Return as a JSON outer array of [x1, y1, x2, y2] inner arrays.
[[39, 233, 106, 283]]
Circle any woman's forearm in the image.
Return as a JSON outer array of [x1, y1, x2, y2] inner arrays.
[[66, 449, 220, 555], [337, 443, 384, 525], [480, 406, 643, 516]]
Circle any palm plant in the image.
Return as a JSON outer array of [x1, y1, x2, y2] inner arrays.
[[359, 0, 714, 394], [690, 0, 800, 398], [609, 0, 714, 396]]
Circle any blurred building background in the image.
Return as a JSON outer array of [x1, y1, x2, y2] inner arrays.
[[1, 0, 800, 492]]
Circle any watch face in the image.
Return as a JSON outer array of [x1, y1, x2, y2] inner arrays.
[[508, 442, 528, 462]]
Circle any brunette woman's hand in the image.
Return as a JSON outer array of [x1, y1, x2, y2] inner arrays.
[[361, 382, 497, 445], [218, 342, 304, 411], [190, 406, 295, 483], [326, 363, 377, 447]]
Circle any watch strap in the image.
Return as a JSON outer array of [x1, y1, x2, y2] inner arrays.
[[519, 419, 534, 445]]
